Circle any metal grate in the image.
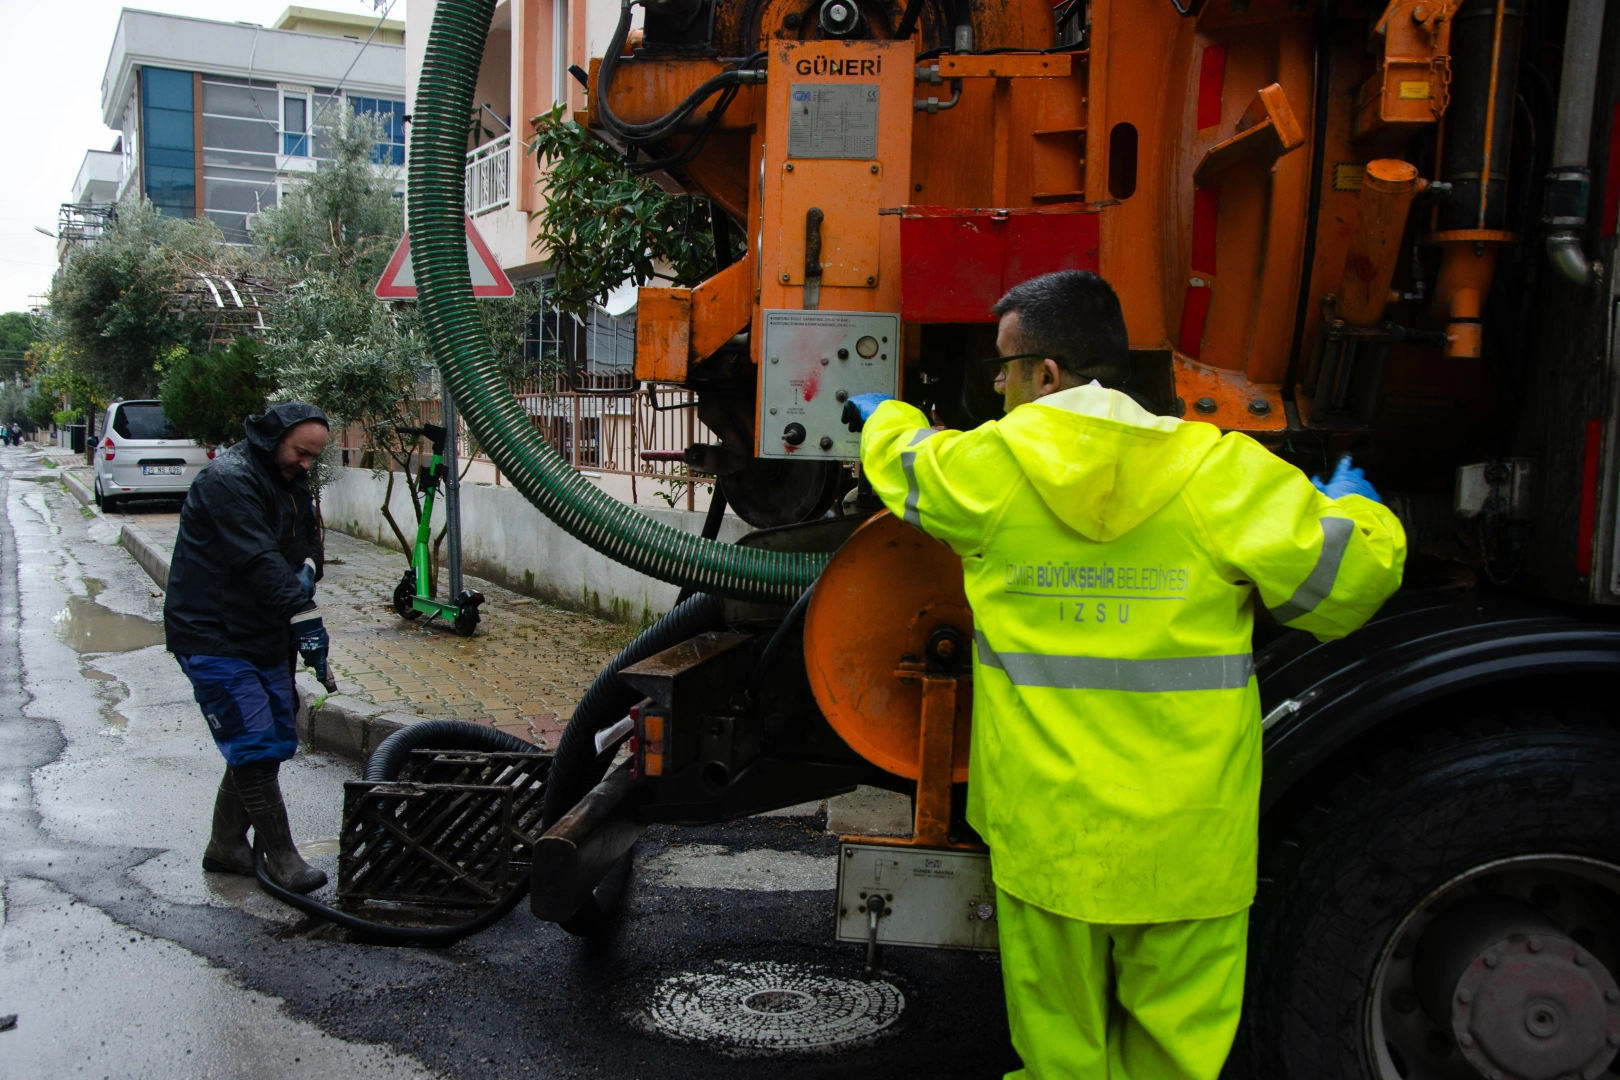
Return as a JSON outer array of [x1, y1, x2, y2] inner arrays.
[[338, 750, 550, 911]]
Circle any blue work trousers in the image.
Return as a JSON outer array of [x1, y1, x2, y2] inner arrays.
[[176, 655, 298, 766]]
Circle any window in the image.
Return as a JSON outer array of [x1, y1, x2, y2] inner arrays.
[[199, 77, 279, 243], [283, 94, 308, 156], [139, 67, 194, 218], [552, 0, 571, 106], [112, 403, 181, 441], [349, 96, 407, 166], [201, 78, 278, 167]]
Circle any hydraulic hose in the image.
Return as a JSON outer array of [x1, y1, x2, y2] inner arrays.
[[751, 583, 813, 697], [597, 0, 757, 145], [409, 0, 826, 605]]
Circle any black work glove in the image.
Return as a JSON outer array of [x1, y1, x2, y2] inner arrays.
[[294, 558, 317, 601], [290, 607, 337, 693]]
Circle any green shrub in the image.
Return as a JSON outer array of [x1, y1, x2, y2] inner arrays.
[[160, 338, 270, 446]]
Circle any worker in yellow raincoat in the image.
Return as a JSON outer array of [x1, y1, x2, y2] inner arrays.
[[850, 270, 1406, 1078]]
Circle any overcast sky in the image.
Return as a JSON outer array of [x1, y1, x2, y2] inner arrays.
[[0, 0, 388, 315]]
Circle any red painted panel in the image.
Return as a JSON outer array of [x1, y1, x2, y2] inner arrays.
[[1191, 187, 1220, 274], [1197, 44, 1227, 130], [1577, 419, 1602, 575], [900, 206, 1101, 323], [1178, 285, 1213, 358], [1603, 102, 1620, 238]]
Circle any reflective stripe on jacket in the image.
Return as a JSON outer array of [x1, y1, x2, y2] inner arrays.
[[860, 385, 1406, 922]]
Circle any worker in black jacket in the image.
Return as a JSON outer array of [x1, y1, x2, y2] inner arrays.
[[164, 401, 337, 893]]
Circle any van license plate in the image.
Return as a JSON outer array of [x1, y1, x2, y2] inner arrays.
[[141, 466, 182, 476]]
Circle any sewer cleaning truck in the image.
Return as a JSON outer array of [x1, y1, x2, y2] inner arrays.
[[292, 0, 1620, 1075]]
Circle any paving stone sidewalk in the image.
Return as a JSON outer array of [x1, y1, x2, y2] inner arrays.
[[102, 499, 637, 749], [315, 531, 638, 746]]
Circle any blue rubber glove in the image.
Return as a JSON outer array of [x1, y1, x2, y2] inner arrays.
[[842, 393, 896, 433], [290, 607, 337, 692], [294, 558, 317, 601], [1311, 455, 1383, 504]]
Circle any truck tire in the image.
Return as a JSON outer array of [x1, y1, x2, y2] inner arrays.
[[1242, 700, 1620, 1080]]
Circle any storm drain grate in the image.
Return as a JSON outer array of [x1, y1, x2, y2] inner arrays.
[[638, 960, 904, 1054]]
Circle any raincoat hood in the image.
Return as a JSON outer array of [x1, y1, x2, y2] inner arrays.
[[243, 402, 330, 457], [997, 383, 1221, 542]]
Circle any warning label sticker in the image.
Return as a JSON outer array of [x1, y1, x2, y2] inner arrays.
[[787, 83, 880, 159]]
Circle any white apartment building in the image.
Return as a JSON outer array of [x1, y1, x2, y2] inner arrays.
[[405, 0, 627, 278], [85, 6, 408, 244]]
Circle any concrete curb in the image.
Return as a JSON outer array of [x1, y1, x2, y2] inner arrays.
[[62, 470, 95, 508], [118, 523, 171, 591], [294, 675, 430, 764]]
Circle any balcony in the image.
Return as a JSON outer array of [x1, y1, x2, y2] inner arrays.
[[465, 133, 511, 216]]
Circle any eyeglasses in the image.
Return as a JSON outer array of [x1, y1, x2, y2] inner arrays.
[[981, 352, 1073, 371]]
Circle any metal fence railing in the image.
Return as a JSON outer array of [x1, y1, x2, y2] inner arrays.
[[334, 383, 716, 510], [465, 133, 512, 217], [333, 297, 719, 509]]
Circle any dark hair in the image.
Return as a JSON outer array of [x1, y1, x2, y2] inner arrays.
[[991, 270, 1130, 387]]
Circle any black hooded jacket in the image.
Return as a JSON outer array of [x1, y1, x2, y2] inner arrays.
[[163, 402, 327, 666]]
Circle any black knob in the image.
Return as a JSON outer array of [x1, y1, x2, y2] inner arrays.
[[782, 423, 807, 446]]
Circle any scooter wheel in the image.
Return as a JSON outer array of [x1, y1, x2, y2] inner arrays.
[[392, 575, 420, 620], [453, 606, 480, 638]]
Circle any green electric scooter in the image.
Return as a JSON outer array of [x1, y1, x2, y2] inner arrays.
[[391, 424, 484, 637]]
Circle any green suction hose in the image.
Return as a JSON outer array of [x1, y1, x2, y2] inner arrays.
[[408, 0, 828, 605]]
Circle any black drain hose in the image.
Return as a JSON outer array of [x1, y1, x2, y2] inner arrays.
[[254, 849, 531, 946], [364, 719, 538, 781], [263, 598, 728, 941], [257, 722, 545, 945], [541, 592, 727, 829]]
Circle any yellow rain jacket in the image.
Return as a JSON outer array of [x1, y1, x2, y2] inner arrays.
[[861, 385, 1406, 923]]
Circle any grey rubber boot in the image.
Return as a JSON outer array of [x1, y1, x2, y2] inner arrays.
[[200, 768, 254, 875], [231, 761, 327, 894]]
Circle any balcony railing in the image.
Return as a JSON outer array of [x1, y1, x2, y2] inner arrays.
[[465, 134, 512, 216]]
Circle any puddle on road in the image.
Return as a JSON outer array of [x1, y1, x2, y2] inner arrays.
[[53, 595, 165, 653], [81, 664, 129, 732]]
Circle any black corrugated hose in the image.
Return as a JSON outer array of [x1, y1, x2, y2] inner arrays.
[[540, 592, 727, 829]]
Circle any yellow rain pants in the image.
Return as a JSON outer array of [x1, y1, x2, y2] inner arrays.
[[997, 892, 1248, 1080]]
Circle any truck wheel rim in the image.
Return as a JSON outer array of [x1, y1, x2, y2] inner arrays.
[[1366, 854, 1620, 1080]]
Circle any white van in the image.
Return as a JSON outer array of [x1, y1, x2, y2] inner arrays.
[[93, 400, 213, 511]]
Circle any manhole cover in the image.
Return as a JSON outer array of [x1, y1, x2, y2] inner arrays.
[[638, 960, 904, 1054]]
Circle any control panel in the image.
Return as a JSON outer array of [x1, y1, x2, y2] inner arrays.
[[757, 309, 901, 461], [835, 842, 999, 952]]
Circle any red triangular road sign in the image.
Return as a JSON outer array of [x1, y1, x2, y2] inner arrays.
[[374, 215, 515, 299]]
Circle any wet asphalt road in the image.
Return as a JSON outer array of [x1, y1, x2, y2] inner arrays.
[[0, 451, 1019, 1080]]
